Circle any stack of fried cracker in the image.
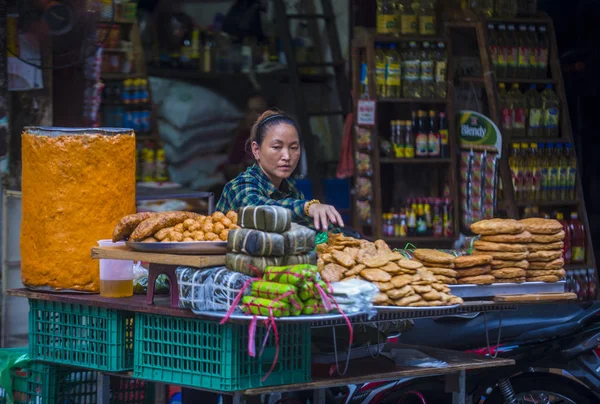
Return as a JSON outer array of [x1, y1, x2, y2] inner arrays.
[[411, 249, 458, 285], [470, 219, 530, 284], [317, 235, 462, 307], [454, 255, 497, 284], [519, 218, 566, 283]]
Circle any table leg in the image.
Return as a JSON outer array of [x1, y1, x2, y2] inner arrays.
[[97, 373, 110, 404], [313, 388, 326, 404], [446, 370, 466, 404]]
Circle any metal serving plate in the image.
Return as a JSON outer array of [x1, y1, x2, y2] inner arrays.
[[190, 310, 368, 325], [450, 281, 566, 299], [126, 241, 228, 255]]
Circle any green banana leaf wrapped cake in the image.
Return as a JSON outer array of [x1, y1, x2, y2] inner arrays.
[[284, 251, 318, 266], [227, 224, 316, 257], [238, 206, 292, 233]]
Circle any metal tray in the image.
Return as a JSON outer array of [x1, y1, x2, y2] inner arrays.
[[450, 281, 566, 299], [126, 241, 228, 255], [190, 310, 368, 326]]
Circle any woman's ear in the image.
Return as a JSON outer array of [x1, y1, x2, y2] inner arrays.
[[251, 141, 260, 161]]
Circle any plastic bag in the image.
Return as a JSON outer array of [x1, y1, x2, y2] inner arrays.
[[330, 279, 378, 314], [132, 265, 169, 295], [177, 266, 251, 313], [0, 348, 30, 404]]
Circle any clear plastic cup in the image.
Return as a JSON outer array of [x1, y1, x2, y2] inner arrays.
[[98, 239, 134, 298]]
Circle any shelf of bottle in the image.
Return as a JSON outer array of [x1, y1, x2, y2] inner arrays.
[[515, 200, 579, 208], [377, 97, 448, 104], [101, 72, 145, 80], [508, 137, 569, 144], [458, 77, 556, 85], [373, 34, 450, 43], [565, 264, 592, 270], [380, 157, 452, 164], [381, 236, 457, 244], [486, 14, 552, 25]]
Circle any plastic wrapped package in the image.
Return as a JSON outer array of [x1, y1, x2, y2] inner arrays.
[[177, 266, 251, 313], [330, 279, 379, 313], [132, 264, 169, 294], [355, 126, 373, 151], [238, 206, 292, 233]]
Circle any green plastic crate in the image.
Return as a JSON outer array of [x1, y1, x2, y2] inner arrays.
[[28, 299, 135, 371], [134, 313, 311, 391], [0, 361, 154, 404]]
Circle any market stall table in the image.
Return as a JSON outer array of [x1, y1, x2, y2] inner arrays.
[[9, 288, 515, 404]]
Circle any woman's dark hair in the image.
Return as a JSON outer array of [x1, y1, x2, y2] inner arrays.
[[249, 109, 300, 148]]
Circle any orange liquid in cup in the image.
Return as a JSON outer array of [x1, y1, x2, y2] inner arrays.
[[100, 279, 133, 298]]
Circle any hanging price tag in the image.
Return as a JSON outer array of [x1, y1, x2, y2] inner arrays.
[[357, 100, 376, 126]]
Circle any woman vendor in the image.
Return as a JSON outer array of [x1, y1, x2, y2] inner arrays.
[[216, 110, 344, 231]]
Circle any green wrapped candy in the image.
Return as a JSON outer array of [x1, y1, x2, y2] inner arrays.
[[263, 264, 317, 286], [302, 299, 328, 315], [250, 281, 302, 311], [241, 296, 290, 317]]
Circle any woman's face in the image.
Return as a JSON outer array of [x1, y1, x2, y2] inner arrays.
[[252, 123, 301, 186]]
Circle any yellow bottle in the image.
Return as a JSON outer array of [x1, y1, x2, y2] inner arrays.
[[385, 43, 401, 98], [375, 43, 387, 97], [418, 0, 437, 36], [399, 0, 418, 35], [377, 0, 398, 35]]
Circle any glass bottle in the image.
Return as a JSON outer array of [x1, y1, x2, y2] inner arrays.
[[420, 42, 435, 99]]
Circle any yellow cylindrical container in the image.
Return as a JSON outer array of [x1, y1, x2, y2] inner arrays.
[[21, 127, 136, 292]]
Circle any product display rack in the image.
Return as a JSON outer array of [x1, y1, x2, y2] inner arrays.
[[447, 12, 596, 271], [351, 27, 460, 246]]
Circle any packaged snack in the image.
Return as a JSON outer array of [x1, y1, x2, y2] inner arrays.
[[356, 152, 373, 176], [356, 200, 372, 224], [355, 177, 373, 200], [356, 126, 373, 151]]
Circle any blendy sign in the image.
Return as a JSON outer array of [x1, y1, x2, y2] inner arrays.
[[456, 110, 503, 158]]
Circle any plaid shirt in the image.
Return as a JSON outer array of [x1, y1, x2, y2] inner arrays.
[[216, 164, 310, 225]]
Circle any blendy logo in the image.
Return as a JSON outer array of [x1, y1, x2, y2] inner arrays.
[[461, 115, 487, 141]]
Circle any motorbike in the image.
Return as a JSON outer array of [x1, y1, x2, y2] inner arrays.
[[332, 301, 600, 403]]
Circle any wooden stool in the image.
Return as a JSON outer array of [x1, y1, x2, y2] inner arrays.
[[146, 263, 179, 308]]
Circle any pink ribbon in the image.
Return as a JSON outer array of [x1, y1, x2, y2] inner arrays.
[[248, 316, 258, 357]]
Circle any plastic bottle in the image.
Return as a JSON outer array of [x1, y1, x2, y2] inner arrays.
[[498, 83, 513, 137], [497, 24, 508, 78], [420, 42, 435, 98], [558, 143, 568, 201], [528, 25, 538, 75], [432, 199, 443, 237], [537, 25, 549, 78], [565, 143, 577, 200], [403, 41, 421, 98], [399, 0, 418, 35], [525, 84, 542, 137], [541, 84, 559, 137], [473, 0, 494, 17], [399, 213, 408, 237], [385, 44, 402, 98], [534, 143, 544, 200], [509, 143, 521, 198], [360, 53, 369, 96], [496, 0, 517, 17], [415, 110, 429, 157], [488, 24, 499, 77], [549, 143, 560, 200], [438, 112, 449, 158], [526, 142, 538, 201], [540, 143, 552, 200], [418, 0, 437, 36], [517, 24, 530, 78], [569, 212, 585, 264], [395, 120, 405, 158], [443, 198, 453, 237], [408, 203, 417, 236], [424, 201, 433, 236], [428, 110, 440, 157], [434, 42, 447, 98], [506, 24, 518, 78], [519, 143, 530, 202], [404, 120, 415, 158], [377, 0, 398, 35], [375, 43, 387, 97], [556, 212, 571, 264], [510, 83, 526, 137], [416, 201, 427, 236]]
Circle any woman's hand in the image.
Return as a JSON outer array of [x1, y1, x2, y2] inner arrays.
[[307, 203, 345, 231]]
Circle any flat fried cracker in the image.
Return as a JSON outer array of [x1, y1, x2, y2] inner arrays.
[[473, 240, 528, 252], [454, 254, 493, 268], [426, 267, 458, 278], [470, 219, 524, 235], [394, 294, 422, 306], [472, 250, 529, 260], [413, 249, 456, 265], [491, 259, 529, 269], [530, 231, 565, 243], [391, 275, 413, 288], [387, 285, 414, 300], [527, 250, 562, 262], [527, 242, 564, 252], [491, 267, 526, 279], [526, 275, 560, 283], [526, 269, 566, 278], [360, 268, 392, 282], [519, 218, 563, 235], [332, 250, 356, 268], [458, 274, 495, 285], [456, 265, 492, 278], [528, 258, 564, 270], [480, 231, 533, 243]]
